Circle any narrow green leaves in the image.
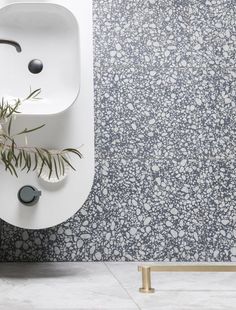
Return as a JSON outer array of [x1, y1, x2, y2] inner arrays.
[[0, 89, 83, 179]]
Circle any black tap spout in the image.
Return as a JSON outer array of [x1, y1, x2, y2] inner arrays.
[[0, 39, 22, 53]]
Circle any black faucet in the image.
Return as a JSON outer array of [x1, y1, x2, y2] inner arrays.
[[0, 39, 21, 53]]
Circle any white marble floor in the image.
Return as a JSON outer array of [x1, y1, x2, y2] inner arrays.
[[0, 262, 235, 310]]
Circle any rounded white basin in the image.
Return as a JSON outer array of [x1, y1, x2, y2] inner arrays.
[[0, 2, 80, 115]]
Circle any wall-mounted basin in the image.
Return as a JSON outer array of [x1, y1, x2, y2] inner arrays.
[[0, 2, 80, 115], [0, 0, 94, 229]]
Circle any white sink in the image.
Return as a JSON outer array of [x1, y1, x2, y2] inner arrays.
[[0, 2, 80, 115], [0, 0, 94, 229]]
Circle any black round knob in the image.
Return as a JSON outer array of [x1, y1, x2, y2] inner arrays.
[[28, 59, 43, 74], [18, 185, 42, 206]]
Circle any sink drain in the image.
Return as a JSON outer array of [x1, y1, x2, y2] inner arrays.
[[28, 59, 43, 74]]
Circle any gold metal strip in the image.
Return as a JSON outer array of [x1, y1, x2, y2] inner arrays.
[[138, 264, 236, 293]]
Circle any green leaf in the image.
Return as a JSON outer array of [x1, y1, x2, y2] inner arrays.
[[53, 156, 59, 180], [33, 152, 38, 171], [7, 116, 13, 135], [63, 148, 83, 158], [16, 124, 45, 136], [38, 159, 45, 178], [61, 155, 76, 171], [25, 88, 41, 101]]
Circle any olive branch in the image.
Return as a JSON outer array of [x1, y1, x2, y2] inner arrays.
[[0, 89, 82, 179]]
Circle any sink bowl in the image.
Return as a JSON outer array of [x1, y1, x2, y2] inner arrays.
[[0, 3, 80, 115]]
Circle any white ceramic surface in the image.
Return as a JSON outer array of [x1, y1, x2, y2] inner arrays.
[[0, 0, 94, 229], [0, 1, 80, 115]]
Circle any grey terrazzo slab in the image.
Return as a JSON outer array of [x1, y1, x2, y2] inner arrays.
[[0, 0, 236, 262]]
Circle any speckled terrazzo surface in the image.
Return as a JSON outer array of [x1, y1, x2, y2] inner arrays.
[[0, 0, 236, 262]]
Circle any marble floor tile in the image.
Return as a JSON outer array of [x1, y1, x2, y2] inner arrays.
[[106, 262, 236, 310], [1, 262, 236, 310], [0, 263, 138, 310]]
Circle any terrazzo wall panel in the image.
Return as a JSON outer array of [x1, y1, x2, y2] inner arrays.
[[0, 0, 236, 262]]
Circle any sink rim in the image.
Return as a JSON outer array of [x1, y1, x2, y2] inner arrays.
[[0, 1, 80, 24]]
